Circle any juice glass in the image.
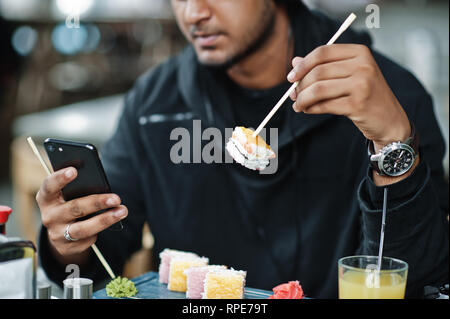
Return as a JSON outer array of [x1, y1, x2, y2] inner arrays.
[[338, 256, 408, 299]]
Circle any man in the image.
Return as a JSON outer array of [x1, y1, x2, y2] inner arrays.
[[37, 0, 448, 298]]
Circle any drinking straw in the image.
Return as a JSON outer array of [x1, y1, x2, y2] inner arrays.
[[377, 187, 388, 272]]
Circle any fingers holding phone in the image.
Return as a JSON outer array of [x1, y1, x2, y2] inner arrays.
[[37, 166, 128, 257], [36, 139, 126, 261], [64, 204, 127, 241]]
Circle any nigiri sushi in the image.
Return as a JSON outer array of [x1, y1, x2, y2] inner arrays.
[[226, 126, 276, 171]]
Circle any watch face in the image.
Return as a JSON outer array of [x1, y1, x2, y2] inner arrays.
[[381, 145, 415, 176]]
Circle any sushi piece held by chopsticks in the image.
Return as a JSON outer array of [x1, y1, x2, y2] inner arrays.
[[226, 126, 276, 171]]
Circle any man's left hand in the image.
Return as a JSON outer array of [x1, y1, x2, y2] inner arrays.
[[287, 44, 411, 153]]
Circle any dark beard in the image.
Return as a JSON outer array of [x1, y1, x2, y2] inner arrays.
[[199, 7, 276, 71]]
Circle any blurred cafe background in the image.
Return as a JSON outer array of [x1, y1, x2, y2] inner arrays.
[[0, 0, 448, 288]]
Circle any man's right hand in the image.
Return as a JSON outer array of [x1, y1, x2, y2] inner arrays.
[[36, 167, 128, 264]]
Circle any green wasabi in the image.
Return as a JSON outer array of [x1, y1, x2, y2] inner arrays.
[[106, 276, 138, 298]]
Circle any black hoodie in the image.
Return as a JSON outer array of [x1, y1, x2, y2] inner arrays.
[[39, 3, 448, 298]]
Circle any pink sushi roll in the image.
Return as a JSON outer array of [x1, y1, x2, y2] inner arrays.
[[158, 249, 199, 284], [185, 265, 226, 299]]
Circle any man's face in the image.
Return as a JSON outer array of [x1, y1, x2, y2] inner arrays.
[[171, 0, 276, 67]]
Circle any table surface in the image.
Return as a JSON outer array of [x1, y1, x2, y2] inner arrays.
[[94, 271, 272, 299]]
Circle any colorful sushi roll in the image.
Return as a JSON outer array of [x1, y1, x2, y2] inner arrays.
[[158, 248, 199, 284], [185, 265, 227, 299]]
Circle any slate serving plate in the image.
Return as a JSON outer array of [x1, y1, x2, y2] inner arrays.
[[93, 271, 272, 299]]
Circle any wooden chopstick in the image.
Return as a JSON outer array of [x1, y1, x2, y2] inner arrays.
[[252, 13, 357, 138]]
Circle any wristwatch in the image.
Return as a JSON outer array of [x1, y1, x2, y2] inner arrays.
[[367, 124, 419, 177]]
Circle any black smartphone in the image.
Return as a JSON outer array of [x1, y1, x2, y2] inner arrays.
[[44, 138, 123, 231]]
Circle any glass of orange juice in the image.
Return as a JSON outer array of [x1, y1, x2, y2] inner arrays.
[[338, 256, 408, 299]]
